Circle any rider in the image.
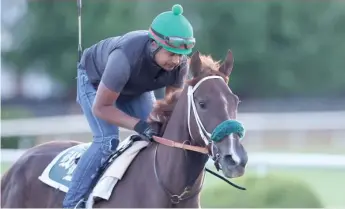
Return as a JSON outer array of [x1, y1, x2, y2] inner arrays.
[[62, 4, 195, 208]]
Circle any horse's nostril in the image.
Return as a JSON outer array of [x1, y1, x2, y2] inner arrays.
[[223, 154, 237, 166]]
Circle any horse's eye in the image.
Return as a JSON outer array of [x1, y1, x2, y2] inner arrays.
[[198, 101, 206, 109]]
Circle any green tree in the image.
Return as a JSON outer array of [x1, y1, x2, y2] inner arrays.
[[3, 0, 345, 99]]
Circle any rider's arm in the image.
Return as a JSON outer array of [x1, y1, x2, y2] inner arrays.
[[92, 50, 140, 130], [165, 56, 188, 96]]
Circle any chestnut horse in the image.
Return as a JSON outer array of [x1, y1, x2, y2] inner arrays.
[[1, 50, 248, 208]]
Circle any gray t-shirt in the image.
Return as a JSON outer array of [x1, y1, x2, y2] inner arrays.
[[80, 30, 188, 96]]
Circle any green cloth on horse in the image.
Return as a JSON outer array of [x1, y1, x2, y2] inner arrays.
[[211, 120, 245, 142]]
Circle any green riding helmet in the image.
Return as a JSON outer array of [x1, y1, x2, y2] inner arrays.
[[148, 4, 195, 55]]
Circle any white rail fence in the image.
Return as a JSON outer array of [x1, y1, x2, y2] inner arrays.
[[2, 111, 345, 137], [1, 111, 345, 171], [2, 149, 345, 171]]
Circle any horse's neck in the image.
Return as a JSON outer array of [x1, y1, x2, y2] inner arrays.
[[161, 89, 190, 143], [155, 91, 206, 194]]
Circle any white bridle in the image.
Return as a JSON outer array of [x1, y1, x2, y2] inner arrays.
[[187, 75, 225, 145]]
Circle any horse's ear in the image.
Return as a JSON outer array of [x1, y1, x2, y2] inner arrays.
[[190, 51, 202, 77], [219, 50, 234, 77]]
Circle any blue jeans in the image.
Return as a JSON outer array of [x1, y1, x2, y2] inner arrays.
[[62, 65, 155, 208]]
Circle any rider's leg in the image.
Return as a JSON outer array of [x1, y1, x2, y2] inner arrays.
[[62, 66, 119, 208], [63, 65, 156, 208]]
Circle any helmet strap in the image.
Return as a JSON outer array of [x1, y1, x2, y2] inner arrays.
[[150, 40, 162, 54], [149, 39, 162, 58], [149, 39, 163, 67]]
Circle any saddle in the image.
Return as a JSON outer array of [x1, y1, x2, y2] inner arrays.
[[81, 135, 142, 201], [38, 134, 149, 207]]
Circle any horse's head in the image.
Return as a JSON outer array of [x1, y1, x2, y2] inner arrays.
[[186, 50, 248, 178]]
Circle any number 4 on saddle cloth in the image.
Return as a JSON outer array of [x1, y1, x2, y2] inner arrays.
[[38, 135, 148, 205]]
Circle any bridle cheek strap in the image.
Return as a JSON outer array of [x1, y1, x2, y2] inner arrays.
[[187, 75, 225, 147]]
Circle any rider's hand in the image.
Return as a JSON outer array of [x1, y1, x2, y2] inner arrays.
[[133, 120, 158, 142]]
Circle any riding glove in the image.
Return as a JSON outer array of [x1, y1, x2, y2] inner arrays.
[[133, 120, 158, 142]]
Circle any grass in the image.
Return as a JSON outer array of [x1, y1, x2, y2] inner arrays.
[[2, 162, 344, 207], [203, 167, 345, 208]]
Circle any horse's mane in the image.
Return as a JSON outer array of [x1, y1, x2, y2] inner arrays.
[[148, 54, 228, 135]]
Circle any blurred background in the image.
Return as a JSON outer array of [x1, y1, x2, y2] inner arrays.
[[1, 0, 345, 208]]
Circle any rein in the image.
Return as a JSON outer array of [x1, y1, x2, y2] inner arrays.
[[152, 136, 209, 154], [151, 75, 246, 205], [152, 135, 246, 190]]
